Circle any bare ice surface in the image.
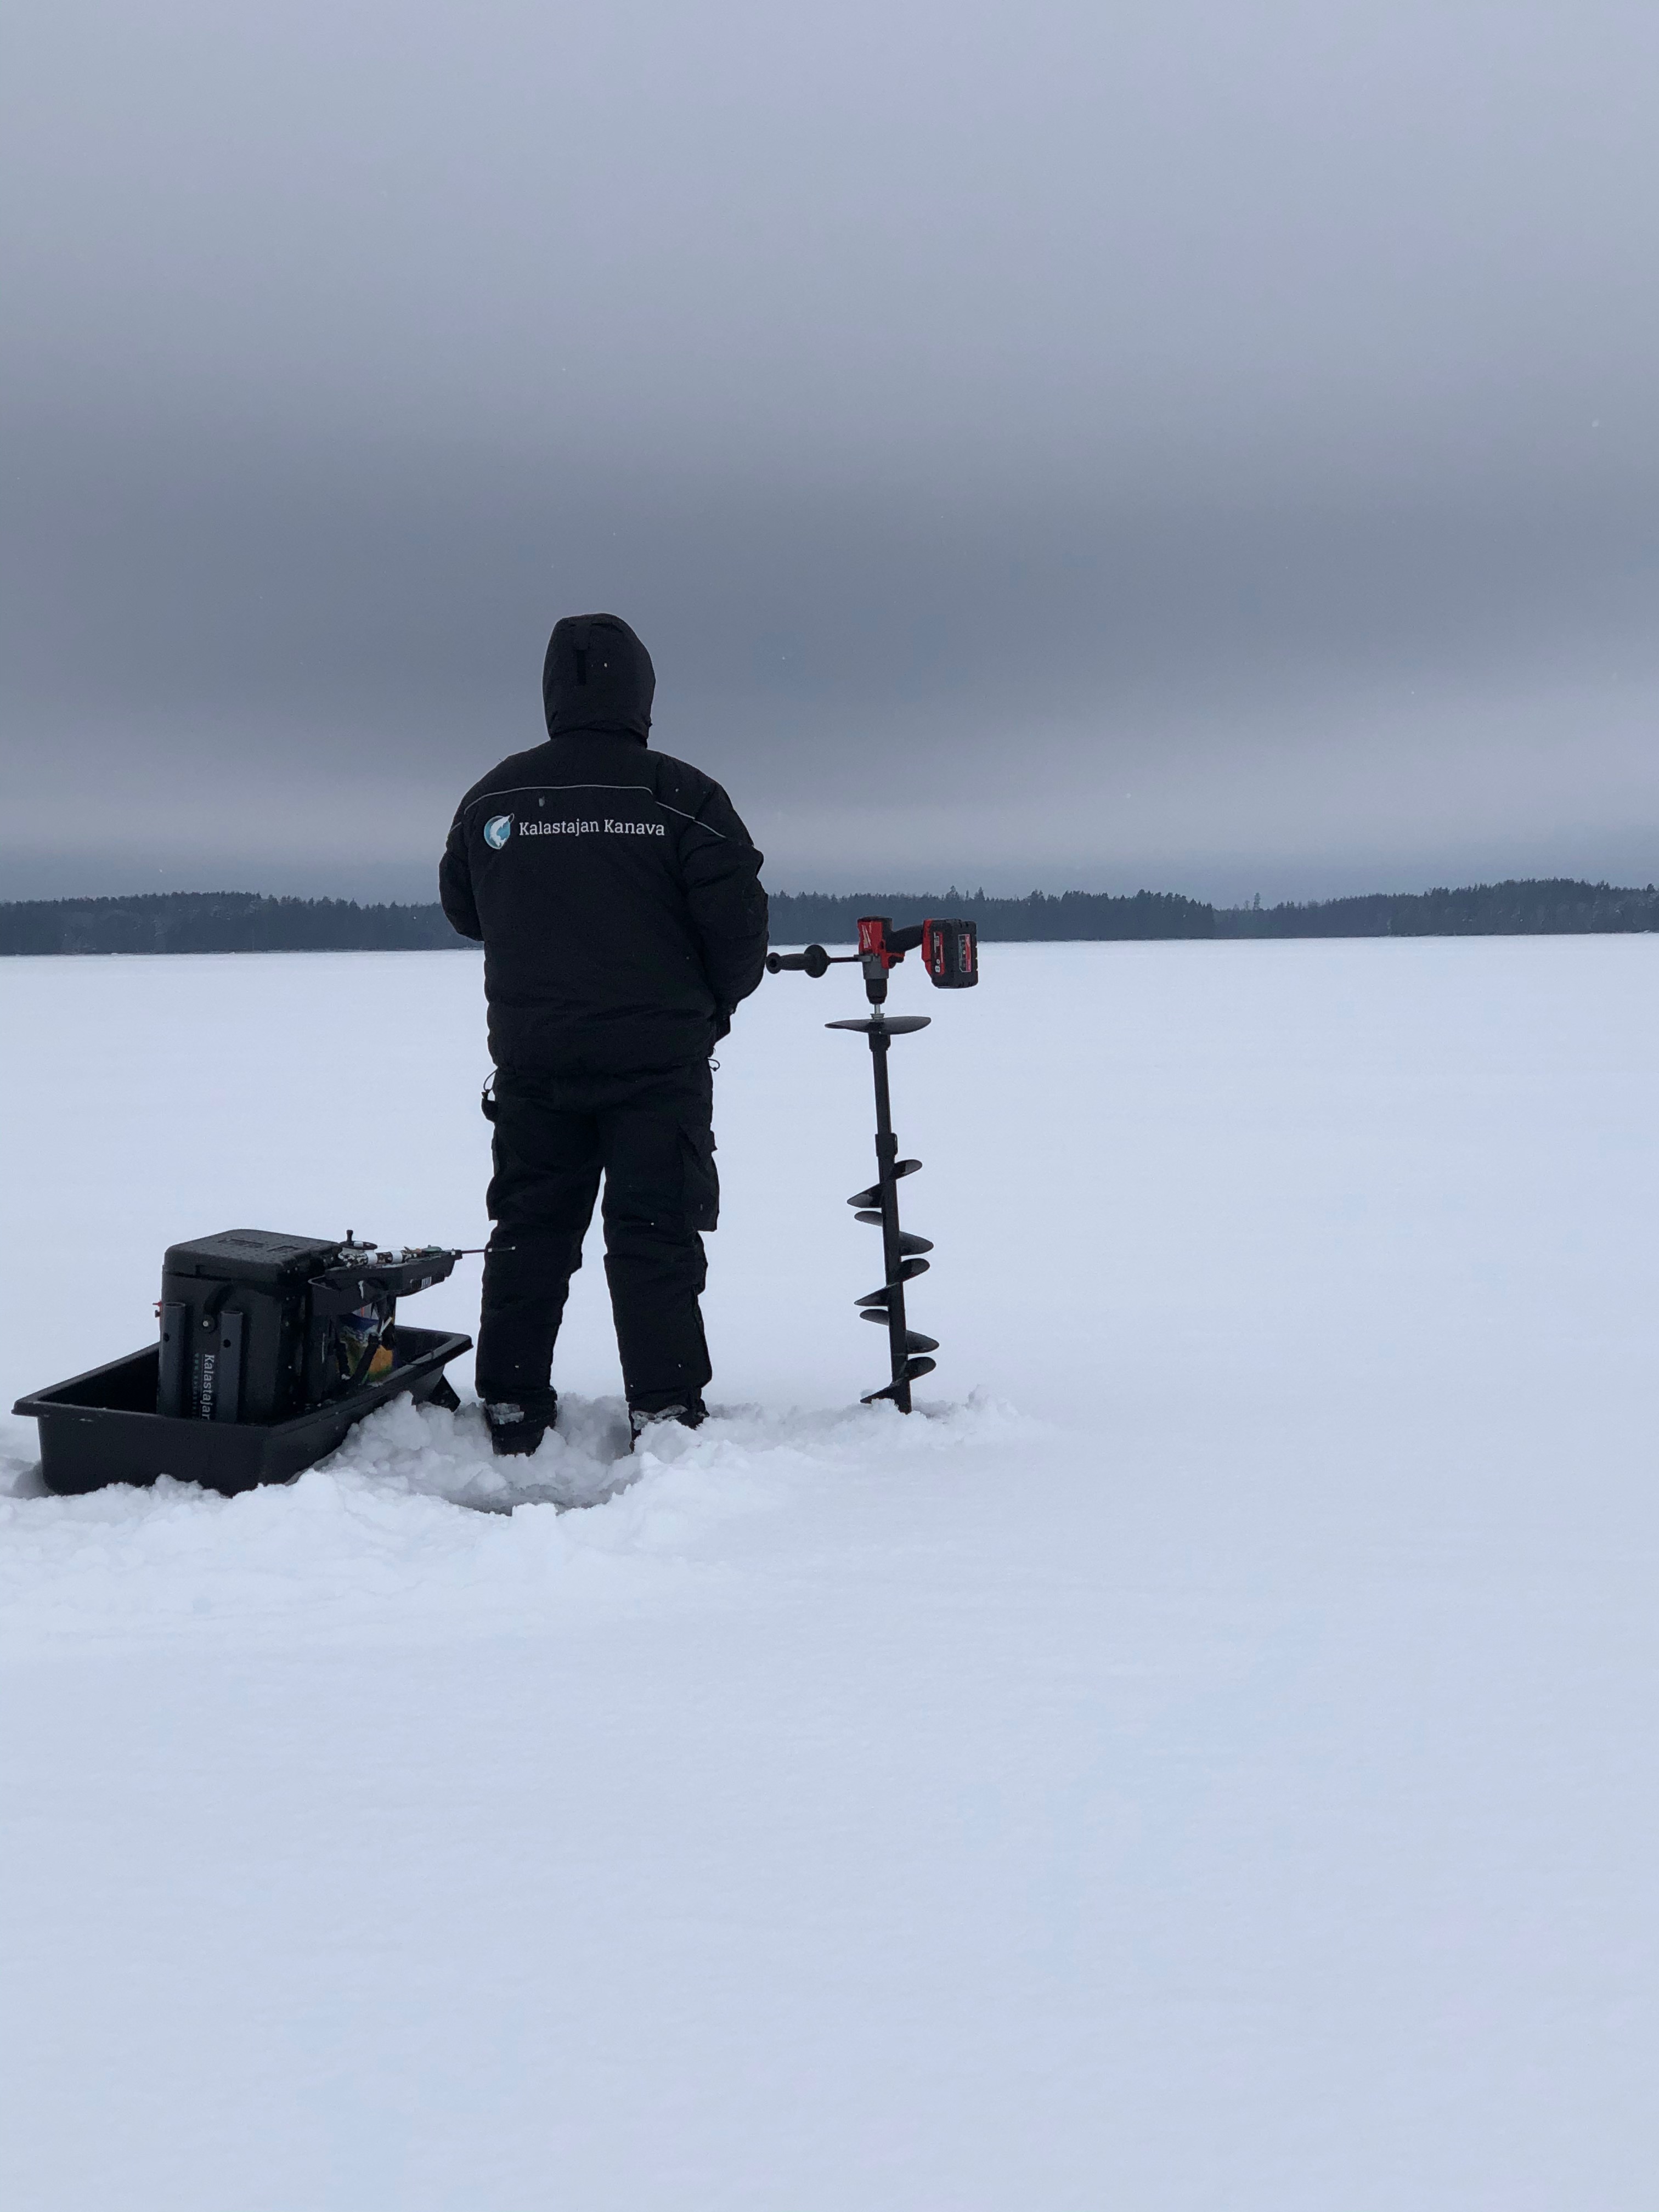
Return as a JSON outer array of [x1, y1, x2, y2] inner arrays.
[[2, 941, 1657, 2209]]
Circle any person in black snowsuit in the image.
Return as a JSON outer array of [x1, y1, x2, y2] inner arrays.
[[439, 613, 768, 1454]]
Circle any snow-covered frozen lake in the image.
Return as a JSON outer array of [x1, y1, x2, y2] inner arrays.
[[3, 938, 1657, 2209]]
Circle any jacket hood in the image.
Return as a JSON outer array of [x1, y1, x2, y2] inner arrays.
[[543, 613, 655, 741]]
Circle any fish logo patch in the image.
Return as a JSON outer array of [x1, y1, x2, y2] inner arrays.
[[483, 814, 513, 850]]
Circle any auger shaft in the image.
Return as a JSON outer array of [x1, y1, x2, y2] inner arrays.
[[841, 1011, 936, 1409], [866, 1025, 913, 1412]]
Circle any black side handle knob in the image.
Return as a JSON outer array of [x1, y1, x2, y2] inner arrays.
[[767, 944, 832, 977]]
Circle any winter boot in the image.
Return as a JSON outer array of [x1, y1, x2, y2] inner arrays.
[[628, 1394, 708, 1447], [485, 1389, 557, 1458]]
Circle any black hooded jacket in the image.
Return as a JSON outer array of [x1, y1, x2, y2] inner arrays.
[[440, 614, 769, 1076]]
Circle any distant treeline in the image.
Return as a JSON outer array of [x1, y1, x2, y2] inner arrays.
[[771, 880, 1659, 942], [4, 878, 1659, 955], [769, 889, 1215, 942], [0, 893, 469, 956], [1212, 879, 1659, 939]]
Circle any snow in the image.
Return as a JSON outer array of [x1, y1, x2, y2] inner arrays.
[[2, 938, 1657, 2208]]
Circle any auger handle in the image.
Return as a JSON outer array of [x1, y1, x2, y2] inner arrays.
[[768, 945, 838, 977]]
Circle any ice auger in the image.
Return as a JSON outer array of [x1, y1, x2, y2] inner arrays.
[[766, 915, 979, 1411]]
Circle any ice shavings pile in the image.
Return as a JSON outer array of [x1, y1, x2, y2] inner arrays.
[[0, 1386, 1029, 1647]]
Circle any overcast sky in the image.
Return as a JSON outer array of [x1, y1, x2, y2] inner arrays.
[[4, 0, 1658, 904]]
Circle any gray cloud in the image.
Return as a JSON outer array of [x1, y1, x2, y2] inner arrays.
[[5, 0, 1659, 902]]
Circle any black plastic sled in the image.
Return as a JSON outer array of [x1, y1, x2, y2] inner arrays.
[[13, 1324, 472, 1498]]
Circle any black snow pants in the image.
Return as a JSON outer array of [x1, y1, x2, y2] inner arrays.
[[476, 1060, 719, 1414]]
